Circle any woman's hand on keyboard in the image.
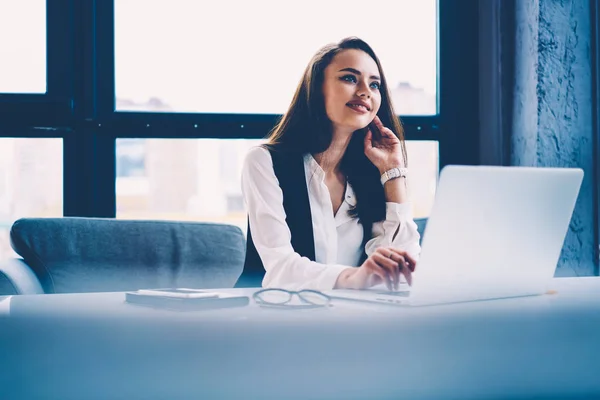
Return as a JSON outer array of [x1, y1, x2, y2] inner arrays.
[[335, 247, 417, 291]]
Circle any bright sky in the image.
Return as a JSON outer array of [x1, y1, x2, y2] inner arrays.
[[0, 0, 46, 93], [0, 0, 437, 113], [115, 0, 437, 113]]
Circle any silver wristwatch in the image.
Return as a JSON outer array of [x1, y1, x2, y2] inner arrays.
[[380, 167, 408, 185]]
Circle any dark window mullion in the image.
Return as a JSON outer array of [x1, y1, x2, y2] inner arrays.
[[95, 0, 115, 119], [65, 0, 116, 218], [438, 0, 480, 168], [46, 0, 73, 104], [64, 127, 116, 218], [91, 130, 116, 218], [64, 0, 92, 217], [79, 0, 118, 218]]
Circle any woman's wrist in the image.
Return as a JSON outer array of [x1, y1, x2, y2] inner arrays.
[[377, 159, 405, 174], [334, 267, 358, 289], [383, 175, 409, 203]]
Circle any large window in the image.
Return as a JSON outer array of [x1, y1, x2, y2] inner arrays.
[[114, 0, 438, 115], [0, 0, 484, 262], [0, 0, 46, 94]]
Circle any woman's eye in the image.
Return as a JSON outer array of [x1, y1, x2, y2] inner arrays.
[[370, 81, 381, 90], [341, 74, 357, 83]]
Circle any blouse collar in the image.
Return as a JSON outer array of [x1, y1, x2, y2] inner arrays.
[[303, 153, 357, 207]]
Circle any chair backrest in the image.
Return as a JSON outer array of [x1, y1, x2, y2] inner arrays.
[[414, 218, 428, 245], [10, 217, 245, 294], [0, 272, 18, 295]]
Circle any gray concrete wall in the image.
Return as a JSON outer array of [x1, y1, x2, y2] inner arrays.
[[511, 0, 595, 276]]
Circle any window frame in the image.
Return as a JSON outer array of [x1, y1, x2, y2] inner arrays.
[[97, 0, 448, 140], [0, 0, 73, 127], [0, 0, 480, 220], [91, 0, 475, 217], [93, 0, 479, 218]]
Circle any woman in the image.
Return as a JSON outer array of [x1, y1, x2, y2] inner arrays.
[[240, 37, 420, 292]]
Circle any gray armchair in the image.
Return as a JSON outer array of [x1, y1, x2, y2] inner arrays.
[[0, 217, 246, 295], [414, 217, 427, 244]]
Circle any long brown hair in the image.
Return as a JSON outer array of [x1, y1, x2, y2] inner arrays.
[[266, 37, 407, 225]]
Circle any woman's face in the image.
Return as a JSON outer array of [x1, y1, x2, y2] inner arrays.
[[322, 49, 382, 133]]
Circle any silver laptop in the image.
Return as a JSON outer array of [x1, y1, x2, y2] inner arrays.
[[326, 165, 584, 307]]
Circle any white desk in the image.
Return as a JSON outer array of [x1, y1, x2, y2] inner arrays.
[[1, 277, 599, 400]]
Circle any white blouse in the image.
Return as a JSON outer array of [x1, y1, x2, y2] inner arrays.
[[241, 146, 421, 291]]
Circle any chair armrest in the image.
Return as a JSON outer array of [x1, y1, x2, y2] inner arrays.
[[0, 258, 44, 295]]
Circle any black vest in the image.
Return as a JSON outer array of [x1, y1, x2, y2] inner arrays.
[[236, 147, 371, 288]]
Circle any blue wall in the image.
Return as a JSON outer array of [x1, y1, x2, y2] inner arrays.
[[512, 0, 595, 276]]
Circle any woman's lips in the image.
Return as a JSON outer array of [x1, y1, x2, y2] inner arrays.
[[346, 104, 369, 114]]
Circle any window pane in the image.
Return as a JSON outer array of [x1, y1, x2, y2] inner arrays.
[[115, 139, 438, 232], [405, 141, 438, 218], [116, 139, 261, 232], [0, 139, 63, 260], [0, 0, 46, 93], [115, 0, 437, 115]]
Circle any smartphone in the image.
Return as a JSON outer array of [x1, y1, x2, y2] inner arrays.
[[125, 288, 250, 311], [134, 288, 220, 299]]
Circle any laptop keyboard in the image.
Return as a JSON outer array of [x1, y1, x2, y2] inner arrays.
[[376, 290, 411, 297]]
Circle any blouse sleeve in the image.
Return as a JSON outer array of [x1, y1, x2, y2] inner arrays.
[[364, 202, 422, 261], [241, 147, 349, 291]]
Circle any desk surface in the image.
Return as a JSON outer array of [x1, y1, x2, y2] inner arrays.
[[1, 277, 600, 400], [3, 276, 600, 319]]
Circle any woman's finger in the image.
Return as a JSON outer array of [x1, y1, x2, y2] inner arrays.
[[366, 259, 394, 291], [372, 253, 400, 290], [373, 115, 385, 130], [364, 129, 373, 151], [371, 117, 399, 144], [375, 248, 402, 289], [401, 261, 413, 286], [380, 126, 399, 141], [371, 117, 388, 141], [382, 251, 411, 288], [390, 248, 417, 272]]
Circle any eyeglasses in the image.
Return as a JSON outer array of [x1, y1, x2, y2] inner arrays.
[[253, 288, 332, 309]]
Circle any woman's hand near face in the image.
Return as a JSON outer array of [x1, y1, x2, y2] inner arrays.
[[364, 116, 404, 173], [334, 247, 417, 291]]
